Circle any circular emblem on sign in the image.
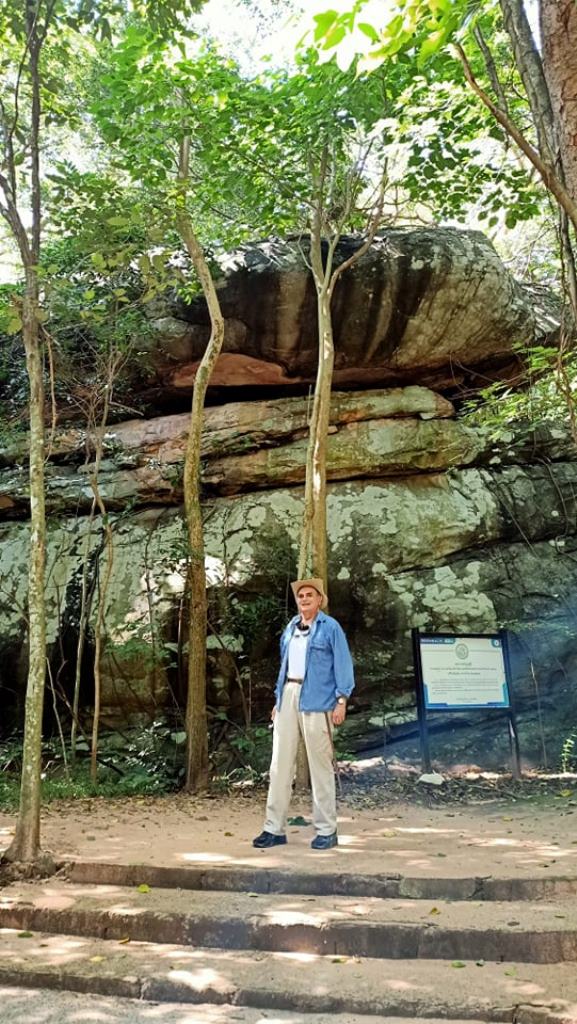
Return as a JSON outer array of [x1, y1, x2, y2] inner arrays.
[[455, 643, 469, 660]]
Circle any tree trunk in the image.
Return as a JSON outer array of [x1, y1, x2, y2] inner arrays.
[[298, 285, 334, 585], [499, 0, 577, 314], [177, 215, 225, 793], [5, 270, 46, 864], [540, 0, 577, 203], [3, 6, 47, 865], [499, 0, 556, 162]]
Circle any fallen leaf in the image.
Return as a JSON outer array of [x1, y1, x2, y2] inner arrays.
[[89, 955, 106, 963], [118, 937, 131, 944], [331, 957, 348, 963], [476, 959, 485, 967], [288, 816, 310, 826], [429, 907, 441, 915], [17, 932, 33, 939], [451, 961, 466, 968], [558, 790, 573, 798], [137, 884, 151, 894]]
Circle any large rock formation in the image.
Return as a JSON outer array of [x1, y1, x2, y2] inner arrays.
[[0, 227, 574, 769], [144, 229, 545, 397]]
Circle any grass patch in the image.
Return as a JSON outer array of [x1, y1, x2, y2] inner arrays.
[[0, 763, 182, 813]]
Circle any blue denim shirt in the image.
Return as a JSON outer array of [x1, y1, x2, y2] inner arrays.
[[275, 611, 355, 712]]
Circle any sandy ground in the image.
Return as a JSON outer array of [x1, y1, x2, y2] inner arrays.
[[0, 987, 506, 1024], [1, 789, 576, 879]]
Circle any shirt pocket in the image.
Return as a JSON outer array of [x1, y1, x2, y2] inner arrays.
[[309, 637, 332, 666]]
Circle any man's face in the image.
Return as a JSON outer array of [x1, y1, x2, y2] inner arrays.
[[297, 586, 323, 619]]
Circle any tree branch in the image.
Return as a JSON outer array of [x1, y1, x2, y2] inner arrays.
[[473, 24, 510, 116], [454, 43, 577, 233]]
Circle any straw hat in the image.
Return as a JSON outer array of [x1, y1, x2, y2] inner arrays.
[[290, 577, 328, 611]]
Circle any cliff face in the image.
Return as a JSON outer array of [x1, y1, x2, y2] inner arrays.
[[0, 228, 574, 768]]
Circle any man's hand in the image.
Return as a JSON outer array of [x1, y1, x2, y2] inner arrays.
[[332, 702, 346, 727], [271, 706, 277, 722]]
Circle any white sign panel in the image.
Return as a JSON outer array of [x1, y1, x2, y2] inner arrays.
[[419, 635, 509, 709]]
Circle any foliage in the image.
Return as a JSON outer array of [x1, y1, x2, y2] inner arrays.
[[561, 730, 577, 774], [0, 722, 185, 812], [306, 0, 472, 73], [462, 341, 577, 440], [226, 721, 273, 776]]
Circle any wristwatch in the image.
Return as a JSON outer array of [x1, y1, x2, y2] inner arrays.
[[336, 696, 346, 705]]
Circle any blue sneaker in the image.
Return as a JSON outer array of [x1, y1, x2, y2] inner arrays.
[[311, 832, 338, 850], [252, 831, 287, 848]]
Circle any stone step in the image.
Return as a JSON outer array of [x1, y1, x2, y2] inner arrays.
[[0, 986, 509, 1024], [1, 879, 576, 964], [1, 929, 576, 1022], [62, 859, 577, 903]]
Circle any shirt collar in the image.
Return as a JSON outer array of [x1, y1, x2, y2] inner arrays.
[[289, 611, 326, 631]]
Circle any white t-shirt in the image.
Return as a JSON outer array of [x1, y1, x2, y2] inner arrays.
[[287, 626, 309, 680]]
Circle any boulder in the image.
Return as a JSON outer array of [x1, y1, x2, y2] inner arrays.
[[145, 230, 540, 393]]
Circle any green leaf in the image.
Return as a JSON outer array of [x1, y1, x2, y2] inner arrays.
[[107, 215, 130, 227], [313, 10, 339, 42], [357, 21, 380, 43]]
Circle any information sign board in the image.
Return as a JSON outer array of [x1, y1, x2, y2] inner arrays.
[[418, 635, 509, 710], [411, 629, 520, 777]]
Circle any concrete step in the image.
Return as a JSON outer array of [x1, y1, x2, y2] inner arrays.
[[1, 928, 576, 1022], [0, 986, 510, 1024], [1, 879, 576, 963], [62, 859, 577, 902]]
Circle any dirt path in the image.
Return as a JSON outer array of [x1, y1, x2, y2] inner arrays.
[[2, 788, 576, 880]]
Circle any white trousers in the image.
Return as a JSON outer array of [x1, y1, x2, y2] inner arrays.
[[264, 682, 336, 837]]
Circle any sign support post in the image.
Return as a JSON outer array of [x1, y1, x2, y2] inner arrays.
[[501, 630, 521, 780], [412, 628, 432, 772]]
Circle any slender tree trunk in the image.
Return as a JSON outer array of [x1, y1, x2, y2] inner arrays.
[[4, 6, 47, 864], [180, 220, 225, 792], [499, 0, 557, 162], [89, 494, 113, 785], [5, 269, 46, 863], [540, 0, 577, 203], [87, 364, 119, 784], [175, 139, 225, 792], [498, 0, 577, 313], [71, 503, 96, 761], [296, 172, 384, 789], [298, 285, 334, 584]]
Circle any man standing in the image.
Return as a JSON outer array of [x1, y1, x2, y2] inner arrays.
[[253, 578, 354, 851]]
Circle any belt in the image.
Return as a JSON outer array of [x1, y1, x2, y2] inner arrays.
[[286, 677, 303, 684]]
